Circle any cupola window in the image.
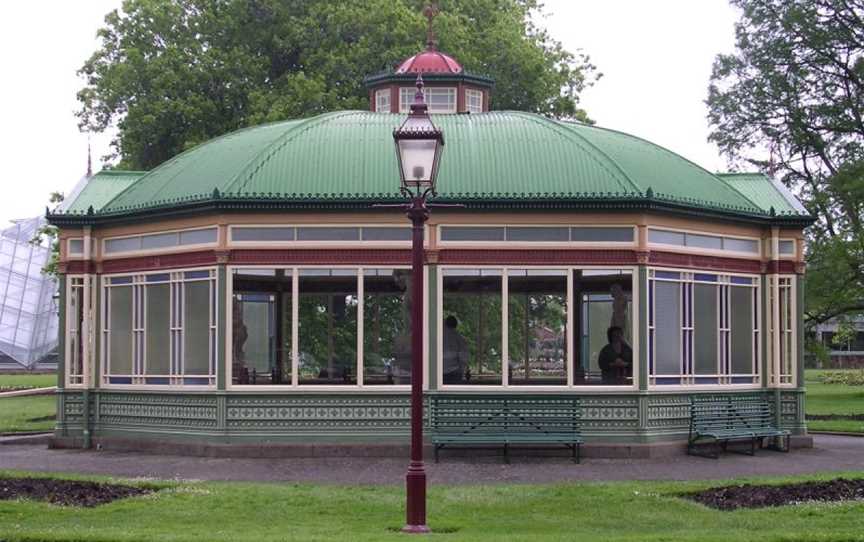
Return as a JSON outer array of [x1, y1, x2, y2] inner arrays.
[[375, 89, 391, 113], [466, 89, 483, 113], [400, 87, 456, 114]]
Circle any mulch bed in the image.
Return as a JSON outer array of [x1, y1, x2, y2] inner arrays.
[[808, 414, 864, 421], [0, 477, 154, 507], [687, 478, 864, 510]]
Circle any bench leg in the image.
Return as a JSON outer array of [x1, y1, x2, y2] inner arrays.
[[576, 443, 581, 464], [503, 442, 510, 464], [434, 444, 441, 464]]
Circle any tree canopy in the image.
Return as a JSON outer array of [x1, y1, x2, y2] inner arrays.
[[77, 0, 598, 170], [706, 0, 864, 331]]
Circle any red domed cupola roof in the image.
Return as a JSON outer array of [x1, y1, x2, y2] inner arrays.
[[363, 3, 494, 114], [396, 49, 462, 75]]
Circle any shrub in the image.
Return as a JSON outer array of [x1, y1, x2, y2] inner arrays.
[[821, 370, 864, 386]]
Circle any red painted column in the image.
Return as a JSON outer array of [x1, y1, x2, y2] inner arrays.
[[403, 195, 430, 533]]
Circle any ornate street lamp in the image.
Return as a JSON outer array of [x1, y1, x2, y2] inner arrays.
[[393, 74, 443, 534]]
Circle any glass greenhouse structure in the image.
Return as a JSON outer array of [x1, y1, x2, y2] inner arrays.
[[0, 216, 58, 370]]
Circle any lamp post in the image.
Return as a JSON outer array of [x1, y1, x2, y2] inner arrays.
[[393, 74, 444, 534]]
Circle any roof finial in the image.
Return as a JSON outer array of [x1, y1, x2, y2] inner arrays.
[[86, 136, 93, 178], [423, 2, 439, 50]]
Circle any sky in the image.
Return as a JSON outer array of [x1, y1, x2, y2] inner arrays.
[[0, 0, 740, 225]]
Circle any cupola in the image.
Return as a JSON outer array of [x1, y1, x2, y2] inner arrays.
[[364, 4, 494, 114]]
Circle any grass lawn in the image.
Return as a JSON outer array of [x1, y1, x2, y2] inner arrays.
[[0, 373, 56, 391], [805, 369, 864, 433], [0, 395, 55, 433], [1, 471, 863, 542]]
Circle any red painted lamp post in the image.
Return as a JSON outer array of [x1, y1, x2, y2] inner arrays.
[[393, 75, 444, 534]]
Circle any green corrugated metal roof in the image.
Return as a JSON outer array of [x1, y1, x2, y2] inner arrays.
[[55, 111, 809, 222], [64, 170, 147, 213], [716, 173, 807, 216]]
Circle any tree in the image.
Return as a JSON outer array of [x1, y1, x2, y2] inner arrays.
[[706, 0, 864, 331], [77, 0, 598, 170]]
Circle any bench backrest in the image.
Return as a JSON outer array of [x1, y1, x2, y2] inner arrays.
[[691, 396, 778, 433], [431, 396, 581, 435]]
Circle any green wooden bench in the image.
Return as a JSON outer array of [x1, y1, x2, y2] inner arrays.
[[430, 396, 582, 463], [688, 396, 790, 458]]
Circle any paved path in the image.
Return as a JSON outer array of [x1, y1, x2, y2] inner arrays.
[[1, 435, 862, 485]]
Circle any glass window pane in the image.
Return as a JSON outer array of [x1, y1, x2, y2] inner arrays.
[[466, 89, 483, 113], [442, 270, 502, 385], [693, 283, 718, 374], [440, 227, 505, 242], [508, 271, 566, 385], [145, 283, 170, 375], [184, 281, 211, 376], [232, 227, 296, 242], [506, 227, 569, 242], [108, 286, 133, 375], [363, 269, 411, 385], [571, 227, 634, 243], [375, 89, 391, 112], [179, 228, 217, 245], [232, 269, 292, 385], [648, 229, 685, 246], [399, 87, 414, 113], [296, 227, 360, 241], [362, 227, 411, 241], [687, 234, 723, 250], [105, 237, 141, 253], [298, 270, 358, 384], [141, 232, 178, 250], [730, 286, 754, 374], [779, 240, 795, 255], [723, 238, 759, 253], [578, 270, 633, 385], [653, 281, 680, 375], [68, 239, 84, 255], [68, 284, 84, 379]]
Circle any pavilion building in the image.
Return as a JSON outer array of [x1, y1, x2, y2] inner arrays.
[[48, 40, 813, 456]]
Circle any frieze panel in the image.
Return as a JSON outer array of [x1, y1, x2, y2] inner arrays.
[[580, 397, 639, 430], [226, 395, 411, 431], [646, 395, 691, 429], [97, 394, 218, 428]]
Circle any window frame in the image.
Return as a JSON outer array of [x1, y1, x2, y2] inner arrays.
[[226, 265, 425, 392], [647, 267, 762, 390], [375, 88, 391, 113], [465, 89, 483, 113], [227, 224, 414, 247], [102, 226, 219, 259], [436, 224, 638, 248], [768, 275, 797, 387], [437, 264, 640, 391], [647, 227, 762, 257], [100, 267, 218, 389], [65, 275, 90, 388], [399, 86, 457, 114]]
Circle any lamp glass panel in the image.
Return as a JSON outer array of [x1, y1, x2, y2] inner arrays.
[[398, 139, 436, 185]]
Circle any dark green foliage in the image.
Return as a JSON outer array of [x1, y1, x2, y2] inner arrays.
[[706, 0, 864, 331], [78, 0, 598, 170]]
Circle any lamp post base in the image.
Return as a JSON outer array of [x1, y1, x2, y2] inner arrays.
[[403, 460, 429, 533]]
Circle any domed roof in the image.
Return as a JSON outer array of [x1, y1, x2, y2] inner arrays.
[[73, 110, 811, 221], [396, 49, 462, 74]]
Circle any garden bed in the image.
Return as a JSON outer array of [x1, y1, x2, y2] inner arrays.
[[0, 477, 154, 507], [687, 478, 864, 510]]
